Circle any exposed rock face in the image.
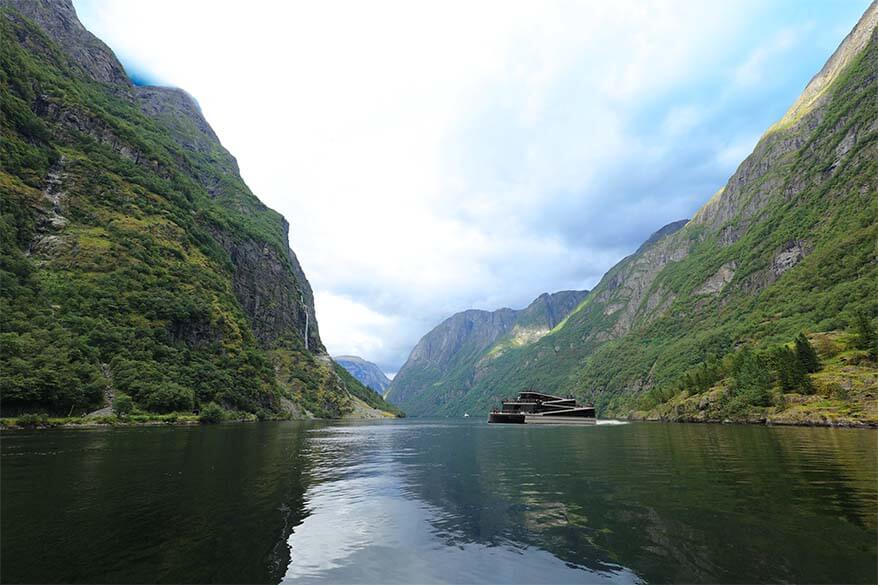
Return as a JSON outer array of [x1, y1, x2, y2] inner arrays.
[[334, 356, 392, 394], [771, 240, 812, 278], [2, 0, 129, 84], [515, 291, 593, 331], [2, 0, 323, 357], [32, 91, 154, 167], [580, 220, 690, 340], [778, 0, 878, 127], [692, 0, 878, 232], [634, 219, 689, 254], [132, 84, 322, 351], [386, 289, 588, 415], [135, 86, 241, 197], [696, 262, 737, 296], [207, 226, 324, 352], [405, 308, 518, 369], [390, 0, 877, 418], [135, 88, 232, 166], [0, 0, 399, 418]]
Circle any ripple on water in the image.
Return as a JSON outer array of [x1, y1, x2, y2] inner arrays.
[[280, 421, 876, 584], [2, 420, 874, 584], [282, 423, 645, 584]]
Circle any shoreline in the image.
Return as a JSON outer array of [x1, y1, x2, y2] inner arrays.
[[0, 412, 403, 431], [626, 414, 878, 429], [3, 413, 874, 431]]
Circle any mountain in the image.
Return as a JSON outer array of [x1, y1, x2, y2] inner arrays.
[[335, 355, 392, 394], [0, 0, 401, 418], [386, 290, 589, 415], [392, 2, 878, 423]]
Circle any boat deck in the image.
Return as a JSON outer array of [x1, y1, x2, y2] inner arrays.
[[489, 390, 596, 424]]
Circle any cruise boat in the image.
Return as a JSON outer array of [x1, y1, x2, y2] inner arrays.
[[487, 391, 596, 425]]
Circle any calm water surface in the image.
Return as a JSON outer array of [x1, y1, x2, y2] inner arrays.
[[2, 420, 875, 584]]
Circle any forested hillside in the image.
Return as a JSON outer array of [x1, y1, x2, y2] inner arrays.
[[0, 0, 400, 419], [390, 2, 877, 424]]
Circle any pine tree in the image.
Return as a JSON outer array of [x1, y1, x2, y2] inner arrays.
[[732, 350, 772, 406], [853, 311, 877, 355], [794, 333, 820, 373], [771, 346, 813, 395]]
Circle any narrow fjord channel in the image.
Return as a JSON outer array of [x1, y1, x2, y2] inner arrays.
[[2, 420, 875, 584]]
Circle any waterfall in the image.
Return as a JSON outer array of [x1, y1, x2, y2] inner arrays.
[[300, 293, 309, 351]]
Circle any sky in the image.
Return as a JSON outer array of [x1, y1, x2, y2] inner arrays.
[[75, 0, 870, 375]]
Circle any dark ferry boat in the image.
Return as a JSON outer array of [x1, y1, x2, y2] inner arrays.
[[488, 391, 596, 425]]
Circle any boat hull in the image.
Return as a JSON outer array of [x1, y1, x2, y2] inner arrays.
[[488, 413, 597, 425], [523, 415, 596, 425], [487, 412, 525, 424]]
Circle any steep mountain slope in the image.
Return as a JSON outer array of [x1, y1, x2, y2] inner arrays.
[[0, 0, 400, 418], [396, 2, 878, 419], [335, 355, 392, 394], [386, 290, 588, 415]]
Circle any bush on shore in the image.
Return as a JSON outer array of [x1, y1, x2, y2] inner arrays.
[[15, 413, 49, 427], [112, 394, 134, 418], [198, 402, 226, 424]]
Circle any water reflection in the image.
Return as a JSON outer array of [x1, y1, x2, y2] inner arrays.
[[282, 423, 640, 584], [283, 421, 877, 584], [2, 421, 875, 584], [1, 423, 316, 584]]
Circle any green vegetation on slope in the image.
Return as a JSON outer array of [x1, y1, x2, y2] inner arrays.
[[393, 8, 877, 424], [1, 11, 275, 415], [632, 329, 877, 426], [577, 32, 877, 417], [0, 6, 402, 420], [387, 291, 588, 416], [333, 363, 404, 417]]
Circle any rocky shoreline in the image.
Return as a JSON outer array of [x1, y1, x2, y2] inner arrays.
[[0, 405, 401, 431], [627, 414, 878, 429]]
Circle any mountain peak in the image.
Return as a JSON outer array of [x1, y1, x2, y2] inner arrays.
[[1, 0, 129, 84], [386, 7, 877, 420], [777, 0, 878, 129], [386, 288, 588, 415], [635, 219, 689, 255], [334, 356, 392, 394], [0, 0, 403, 419]]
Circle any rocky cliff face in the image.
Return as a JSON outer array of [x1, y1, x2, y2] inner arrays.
[[135, 85, 325, 352], [334, 356, 392, 394], [134, 87, 240, 192], [386, 290, 588, 415], [404, 308, 518, 370], [0, 0, 397, 418], [393, 1, 877, 417], [2, 0, 129, 84], [206, 224, 324, 352]]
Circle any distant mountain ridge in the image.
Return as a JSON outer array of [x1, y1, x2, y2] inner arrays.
[[334, 356, 392, 394], [386, 290, 588, 415], [388, 1, 878, 421]]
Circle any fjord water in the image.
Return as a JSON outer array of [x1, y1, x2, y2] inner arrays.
[[2, 421, 875, 584]]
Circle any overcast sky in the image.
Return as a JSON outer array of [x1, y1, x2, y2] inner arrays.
[[75, 0, 869, 374]]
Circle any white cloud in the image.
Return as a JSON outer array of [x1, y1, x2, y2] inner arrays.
[[72, 0, 865, 371], [314, 292, 398, 361]]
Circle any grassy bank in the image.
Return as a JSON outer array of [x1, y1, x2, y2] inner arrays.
[[630, 330, 878, 427], [0, 403, 402, 430]]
